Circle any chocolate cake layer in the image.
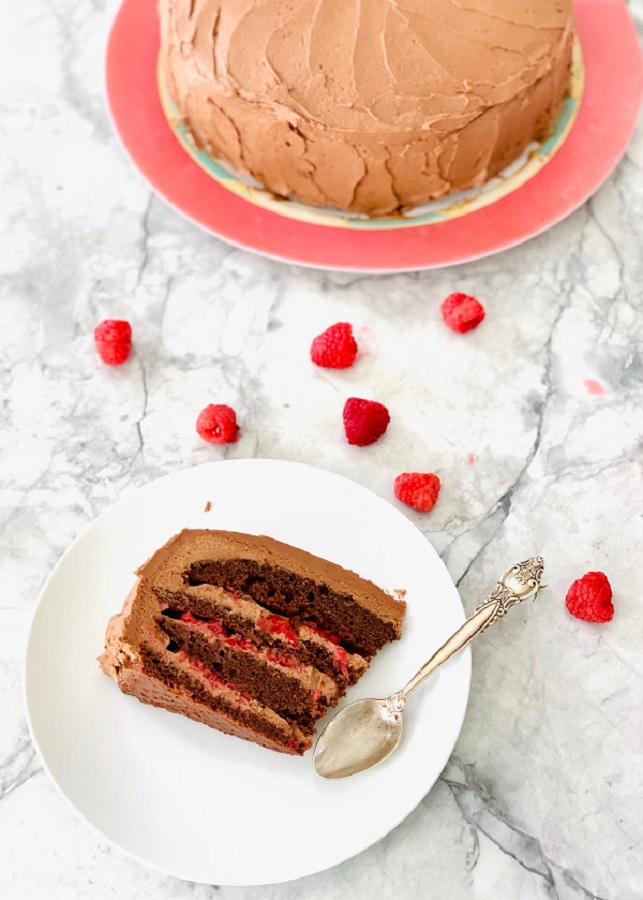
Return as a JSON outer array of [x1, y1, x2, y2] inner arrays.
[[99, 584, 311, 753], [185, 558, 397, 655], [155, 585, 369, 688], [140, 648, 310, 753], [159, 613, 337, 728], [115, 662, 309, 754], [137, 530, 405, 656]]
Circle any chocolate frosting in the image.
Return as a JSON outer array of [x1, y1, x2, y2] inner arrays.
[[137, 529, 405, 628], [160, 0, 573, 214]]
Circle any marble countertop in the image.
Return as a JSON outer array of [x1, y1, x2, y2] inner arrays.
[[2, 1, 642, 897]]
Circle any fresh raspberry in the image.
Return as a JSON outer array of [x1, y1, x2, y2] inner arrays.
[[310, 322, 358, 369], [440, 293, 485, 334], [94, 319, 132, 365], [343, 398, 390, 446], [196, 404, 239, 444], [565, 572, 614, 623], [394, 473, 441, 512]]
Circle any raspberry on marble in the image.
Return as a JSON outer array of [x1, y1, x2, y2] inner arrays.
[[565, 572, 614, 623], [196, 404, 240, 444], [343, 398, 390, 446], [310, 322, 358, 369], [440, 293, 485, 334], [394, 473, 441, 512], [94, 319, 132, 365]]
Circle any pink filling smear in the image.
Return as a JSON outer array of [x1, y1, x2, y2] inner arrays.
[[584, 378, 606, 396]]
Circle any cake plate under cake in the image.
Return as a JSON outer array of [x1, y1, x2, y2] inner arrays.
[[25, 460, 470, 886], [106, 0, 642, 272]]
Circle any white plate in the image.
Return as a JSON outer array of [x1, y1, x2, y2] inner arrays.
[[25, 460, 470, 886]]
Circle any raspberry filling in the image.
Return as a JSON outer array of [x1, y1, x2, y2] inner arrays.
[[177, 651, 251, 703], [333, 646, 349, 678], [223, 633, 257, 651], [265, 649, 304, 673], [174, 611, 305, 675], [179, 614, 260, 652], [179, 610, 350, 678], [180, 610, 227, 637], [305, 623, 350, 676], [306, 622, 341, 645], [256, 614, 300, 647]]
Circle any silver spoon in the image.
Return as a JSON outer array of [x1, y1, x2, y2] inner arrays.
[[313, 556, 545, 779]]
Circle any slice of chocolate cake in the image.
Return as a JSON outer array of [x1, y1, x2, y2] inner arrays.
[[99, 530, 406, 755]]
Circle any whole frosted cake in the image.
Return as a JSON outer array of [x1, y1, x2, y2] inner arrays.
[[160, 0, 574, 216]]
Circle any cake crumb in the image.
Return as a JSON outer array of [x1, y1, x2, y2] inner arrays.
[[393, 588, 407, 602], [204, 501, 211, 513]]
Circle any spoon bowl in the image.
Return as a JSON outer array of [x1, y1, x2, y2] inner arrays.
[[313, 697, 403, 779]]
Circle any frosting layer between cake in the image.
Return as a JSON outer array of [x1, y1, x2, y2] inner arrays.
[[160, 0, 574, 215]]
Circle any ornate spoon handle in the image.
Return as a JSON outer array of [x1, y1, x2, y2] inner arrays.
[[387, 557, 544, 712]]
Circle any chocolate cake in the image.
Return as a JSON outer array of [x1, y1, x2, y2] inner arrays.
[[160, 0, 574, 216], [99, 530, 406, 755]]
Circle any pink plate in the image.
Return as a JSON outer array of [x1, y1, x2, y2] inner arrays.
[[106, 0, 642, 272]]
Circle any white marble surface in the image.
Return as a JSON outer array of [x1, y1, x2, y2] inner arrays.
[[2, 1, 643, 897]]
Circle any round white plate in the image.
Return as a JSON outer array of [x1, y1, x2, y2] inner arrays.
[[25, 459, 470, 886]]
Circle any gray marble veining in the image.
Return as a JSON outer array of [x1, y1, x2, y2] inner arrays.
[[1, 1, 642, 897]]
